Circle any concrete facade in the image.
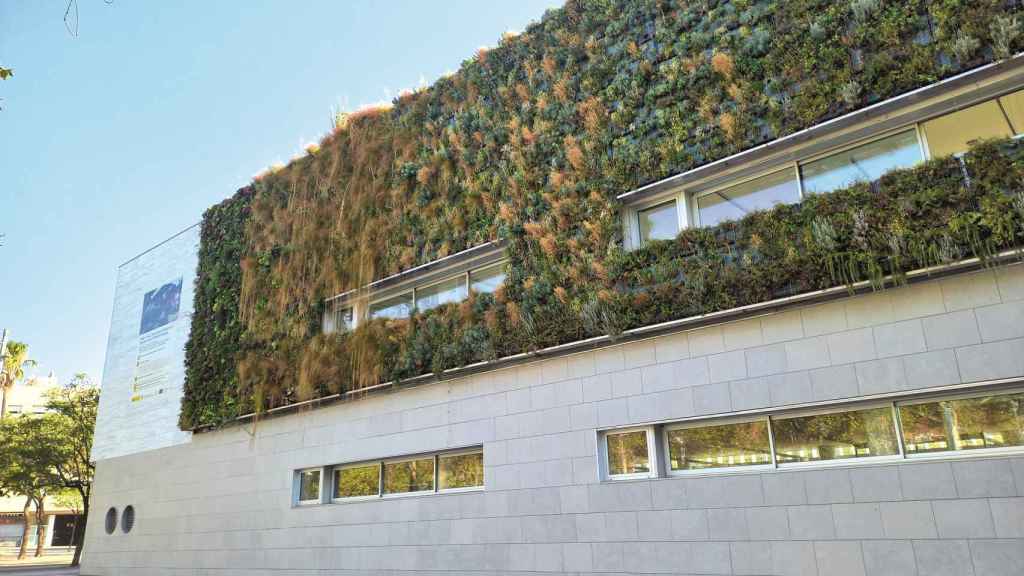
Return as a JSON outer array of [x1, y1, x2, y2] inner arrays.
[[81, 266, 1024, 575]]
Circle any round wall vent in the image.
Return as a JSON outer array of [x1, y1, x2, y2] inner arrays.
[[121, 505, 135, 534], [104, 507, 117, 534]]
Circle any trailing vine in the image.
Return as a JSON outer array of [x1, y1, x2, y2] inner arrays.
[[182, 0, 1024, 430]]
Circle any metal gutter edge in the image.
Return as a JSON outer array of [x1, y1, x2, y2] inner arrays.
[[200, 251, 1022, 432]]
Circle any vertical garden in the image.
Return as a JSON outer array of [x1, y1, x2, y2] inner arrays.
[[181, 0, 1024, 430]]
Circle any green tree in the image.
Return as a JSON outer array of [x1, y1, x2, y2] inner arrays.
[[39, 374, 98, 567], [1, 340, 37, 418], [0, 415, 60, 560]]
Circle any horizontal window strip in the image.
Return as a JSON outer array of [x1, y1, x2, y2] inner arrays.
[[600, 385, 1024, 481], [294, 447, 484, 507]]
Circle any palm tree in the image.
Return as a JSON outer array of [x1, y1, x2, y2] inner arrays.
[[1, 340, 36, 418]]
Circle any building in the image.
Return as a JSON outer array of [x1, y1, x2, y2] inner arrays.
[[83, 2, 1024, 575], [0, 375, 85, 553]]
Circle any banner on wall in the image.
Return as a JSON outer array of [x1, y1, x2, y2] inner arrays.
[[131, 277, 183, 402]]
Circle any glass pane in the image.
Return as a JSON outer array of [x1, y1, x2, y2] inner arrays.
[[697, 169, 800, 227], [470, 264, 506, 294], [772, 407, 898, 464], [369, 292, 413, 320], [334, 464, 380, 498], [298, 469, 321, 501], [383, 458, 435, 494], [922, 100, 1013, 158], [900, 392, 1024, 455], [998, 88, 1024, 135], [416, 276, 467, 311], [606, 430, 650, 475], [666, 420, 772, 471], [438, 451, 484, 490], [800, 130, 923, 194], [330, 306, 353, 332], [638, 200, 679, 243]]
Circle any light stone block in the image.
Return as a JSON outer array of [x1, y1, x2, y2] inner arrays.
[[872, 319, 926, 358], [923, 309, 982, 350], [933, 499, 996, 538], [801, 300, 848, 336]]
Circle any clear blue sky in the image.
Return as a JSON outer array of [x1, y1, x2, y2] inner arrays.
[[0, 0, 559, 383]]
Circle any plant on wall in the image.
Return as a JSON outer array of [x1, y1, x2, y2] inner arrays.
[[182, 0, 1024, 430]]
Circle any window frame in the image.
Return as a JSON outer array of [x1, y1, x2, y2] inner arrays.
[[436, 447, 486, 493], [895, 386, 1024, 461], [624, 194, 687, 249], [600, 426, 659, 481], [295, 467, 324, 506], [769, 401, 905, 470], [662, 415, 776, 477], [330, 461, 384, 502]]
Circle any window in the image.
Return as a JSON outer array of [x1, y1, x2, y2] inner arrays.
[[696, 168, 801, 227], [7, 405, 21, 415], [470, 263, 506, 294], [771, 406, 899, 464], [416, 276, 467, 312], [922, 99, 1014, 158], [333, 463, 381, 499], [324, 304, 354, 334], [604, 428, 654, 478], [899, 391, 1024, 455], [638, 200, 679, 244], [800, 129, 923, 195], [383, 457, 435, 495], [296, 468, 322, 504], [369, 292, 413, 320], [998, 88, 1024, 135], [665, 419, 772, 472], [438, 449, 484, 490]]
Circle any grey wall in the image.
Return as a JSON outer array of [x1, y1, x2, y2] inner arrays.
[[82, 266, 1024, 576]]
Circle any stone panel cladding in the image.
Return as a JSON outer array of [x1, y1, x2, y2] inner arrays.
[[82, 265, 1024, 575]]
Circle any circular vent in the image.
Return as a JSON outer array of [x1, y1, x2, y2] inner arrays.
[[104, 507, 117, 534], [121, 505, 135, 534]]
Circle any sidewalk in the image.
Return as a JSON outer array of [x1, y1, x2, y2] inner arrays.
[[0, 552, 73, 567]]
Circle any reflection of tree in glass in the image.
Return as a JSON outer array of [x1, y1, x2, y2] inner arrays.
[[901, 393, 1024, 453], [667, 421, 771, 470], [299, 471, 320, 500], [439, 452, 483, 489], [335, 465, 380, 498], [384, 459, 434, 494], [772, 408, 897, 462], [607, 431, 649, 474]]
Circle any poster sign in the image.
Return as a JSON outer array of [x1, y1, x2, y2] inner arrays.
[[131, 277, 183, 402]]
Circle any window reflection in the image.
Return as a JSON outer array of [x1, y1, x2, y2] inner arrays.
[[334, 464, 380, 499], [383, 458, 435, 494], [899, 393, 1024, 455], [470, 264, 506, 294], [438, 451, 484, 490], [416, 277, 467, 311], [638, 200, 679, 244], [298, 469, 321, 502], [771, 407, 898, 463], [370, 292, 414, 320], [922, 100, 1013, 158], [696, 169, 800, 227], [666, 420, 772, 471], [606, 430, 650, 475], [800, 130, 923, 194]]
